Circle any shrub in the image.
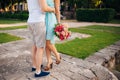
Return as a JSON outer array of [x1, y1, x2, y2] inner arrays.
[[0, 11, 28, 20], [76, 8, 116, 22]]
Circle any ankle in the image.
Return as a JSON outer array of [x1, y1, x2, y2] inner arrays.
[[32, 66, 36, 68], [32, 64, 36, 68], [36, 70, 41, 74], [48, 60, 53, 64], [36, 67, 41, 73]]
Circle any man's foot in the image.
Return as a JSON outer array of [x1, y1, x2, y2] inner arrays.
[[34, 71, 50, 77], [32, 67, 36, 72], [32, 65, 43, 72]]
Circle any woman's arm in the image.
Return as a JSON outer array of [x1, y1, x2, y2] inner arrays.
[[39, 0, 55, 12], [54, 0, 60, 23]]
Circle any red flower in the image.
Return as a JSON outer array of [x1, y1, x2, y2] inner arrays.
[[59, 33, 64, 40], [54, 25, 64, 32], [54, 23, 71, 40]]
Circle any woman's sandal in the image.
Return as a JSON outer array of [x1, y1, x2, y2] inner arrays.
[[44, 63, 53, 71], [56, 56, 61, 64]]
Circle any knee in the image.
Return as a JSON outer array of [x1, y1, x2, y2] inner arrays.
[[46, 44, 50, 48]]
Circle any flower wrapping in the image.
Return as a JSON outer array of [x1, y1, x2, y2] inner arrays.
[[54, 23, 71, 40]]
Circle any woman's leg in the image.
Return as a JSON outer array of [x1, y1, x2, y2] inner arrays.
[[46, 45, 53, 65], [46, 40, 61, 61], [44, 42, 53, 71]]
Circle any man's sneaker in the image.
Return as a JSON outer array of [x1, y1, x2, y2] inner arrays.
[[31, 65, 43, 72], [34, 71, 50, 77], [32, 67, 36, 72]]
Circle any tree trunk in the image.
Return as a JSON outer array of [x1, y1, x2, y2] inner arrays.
[[11, 4, 15, 12]]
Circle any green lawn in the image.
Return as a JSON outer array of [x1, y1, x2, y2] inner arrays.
[[56, 25, 120, 59], [0, 26, 27, 30], [0, 33, 22, 43], [0, 18, 26, 24]]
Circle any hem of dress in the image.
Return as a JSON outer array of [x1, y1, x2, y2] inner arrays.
[[46, 39, 55, 44]]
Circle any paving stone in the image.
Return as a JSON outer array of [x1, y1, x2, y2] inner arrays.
[[4, 71, 26, 80], [0, 46, 8, 55], [94, 52, 111, 60], [73, 59, 95, 69], [107, 45, 120, 51], [91, 64, 118, 80], [51, 60, 73, 72], [60, 55, 95, 69], [99, 48, 118, 56], [85, 55, 105, 65], [71, 73, 89, 80], [114, 41, 120, 46], [51, 72, 71, 80], [78, 69, 97, 80], [0, 74, 5, 80], [61, 70, 74, 78], [69, 66, 96, 79]]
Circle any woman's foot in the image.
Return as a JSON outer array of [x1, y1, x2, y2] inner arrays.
[[56, 56, 61, 64], [44, 62, 53, 71]]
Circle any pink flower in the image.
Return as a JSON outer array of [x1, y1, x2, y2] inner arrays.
[[54, 23, 71, 40], [55, 25, 64, 32]]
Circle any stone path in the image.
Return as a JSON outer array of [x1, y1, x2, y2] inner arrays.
[[0, 23, 27, 28], [0, 21, 120, 80], [0, 20, 120, 28]]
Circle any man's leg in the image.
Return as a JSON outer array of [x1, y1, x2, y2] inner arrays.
[[34, 47, 50, 77], [33, 22, 49, 77], [32, 45, 37, 68], [36, 47, 44, 73]]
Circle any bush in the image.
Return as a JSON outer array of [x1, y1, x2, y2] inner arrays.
[[76, 8, 116, 22], [0, 11, 28, 20], [114, 14, 120, 20]]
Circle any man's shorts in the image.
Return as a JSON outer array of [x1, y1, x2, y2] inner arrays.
[[28, 22, 46, 48]]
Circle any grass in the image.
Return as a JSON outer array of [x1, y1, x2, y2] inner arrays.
[[0, 18, 26, 24], [0, 33, 22, 43], [0, 25, 26, 43], [56, 25, 120, 59], [0, 26, 27, 30]]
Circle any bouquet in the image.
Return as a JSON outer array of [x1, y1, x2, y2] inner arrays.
[[54, 23, 71, 40]]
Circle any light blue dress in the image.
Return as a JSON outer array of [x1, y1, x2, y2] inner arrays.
[[46, 0, 57, 44]]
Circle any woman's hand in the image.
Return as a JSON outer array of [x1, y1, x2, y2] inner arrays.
[[52, 8, 55, 13]]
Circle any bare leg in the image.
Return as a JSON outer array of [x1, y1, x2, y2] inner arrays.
[[36, 47, 44, 73], [44, 42, 53, 71], [46, 45, 53, 66], [46, 40, 60, 61], [32, 45, 37, 68]]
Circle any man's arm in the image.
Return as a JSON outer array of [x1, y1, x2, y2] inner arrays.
[[39, 0, 55, 12]]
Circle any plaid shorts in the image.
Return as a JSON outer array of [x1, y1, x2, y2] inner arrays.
[[28, 22, 46, 48]]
